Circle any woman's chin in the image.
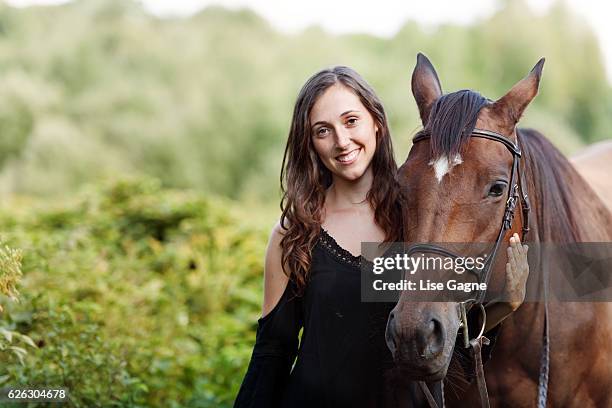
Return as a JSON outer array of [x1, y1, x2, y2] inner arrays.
[[329, 161, 372, 182], [335, 169, 366, 182]]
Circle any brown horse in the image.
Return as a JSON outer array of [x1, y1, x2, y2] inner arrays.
[[386, 54, 612, 407]]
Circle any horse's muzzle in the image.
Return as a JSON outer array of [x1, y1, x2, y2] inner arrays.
[[385, 307, 450, 380]]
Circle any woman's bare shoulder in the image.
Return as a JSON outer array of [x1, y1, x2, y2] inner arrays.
[[262, 219, 290, 318]]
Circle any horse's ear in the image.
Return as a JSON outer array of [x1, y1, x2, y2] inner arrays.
[[412, 53, 443, 126], [490, 58, 545, 134]]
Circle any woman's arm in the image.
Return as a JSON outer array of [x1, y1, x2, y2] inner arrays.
[[483, 233, 529, 332], [234, 222, 303, 408]]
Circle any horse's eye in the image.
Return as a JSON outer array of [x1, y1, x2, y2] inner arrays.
[[488, 182, 507, 197]]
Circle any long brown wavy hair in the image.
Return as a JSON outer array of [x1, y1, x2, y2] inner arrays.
[[280, 66, 403, 293]]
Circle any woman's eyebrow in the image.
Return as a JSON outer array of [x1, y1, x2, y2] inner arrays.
[[340, 110, 360, 117], [312, 110, 361, 128]]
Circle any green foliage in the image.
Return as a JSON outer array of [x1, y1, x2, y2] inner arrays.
[[0, 232, 36, 373], [0, 178, 268, 407], [0, 0, 610, 201], [0, 241, 22, 301]]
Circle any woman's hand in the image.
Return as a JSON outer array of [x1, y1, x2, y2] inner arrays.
[[482, 233, 529, 332], [505, 232, 529, 311]]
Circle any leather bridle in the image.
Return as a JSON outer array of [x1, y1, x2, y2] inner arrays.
[[405, 128, 549, 408], [409, 128, 531, 302]]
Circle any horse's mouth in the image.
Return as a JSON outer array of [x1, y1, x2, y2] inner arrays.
[[392, 362, 449, 382], [390, 333, 455, 382]]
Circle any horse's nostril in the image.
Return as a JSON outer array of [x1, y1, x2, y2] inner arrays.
[[417, 317, 445, 359], [428, 320, 435, 333]]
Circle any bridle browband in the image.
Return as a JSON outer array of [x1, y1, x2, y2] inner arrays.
[[406, 128, 548, 408]]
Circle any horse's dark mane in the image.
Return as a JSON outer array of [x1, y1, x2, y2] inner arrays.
[[419, 90, 489, 158], [518, 128, 612, 242]]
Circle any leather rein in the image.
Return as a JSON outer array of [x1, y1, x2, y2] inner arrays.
[[408, 128, 549, 408]]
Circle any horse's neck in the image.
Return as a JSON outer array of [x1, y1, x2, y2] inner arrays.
[[532, 159, 612, 243], [493, 219, 611, 399]]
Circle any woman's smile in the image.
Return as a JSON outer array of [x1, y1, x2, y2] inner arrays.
[[336, 148, 361, 165]]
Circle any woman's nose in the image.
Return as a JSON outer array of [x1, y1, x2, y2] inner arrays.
[[335, 128, 351, 149]]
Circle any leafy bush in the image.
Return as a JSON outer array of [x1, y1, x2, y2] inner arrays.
[[0, 178, 268, 407], [0, 242, 22, 302], [0, 240, 36, 369]]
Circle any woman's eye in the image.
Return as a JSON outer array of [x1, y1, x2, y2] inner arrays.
[[317, 127, 329, 137], [488, 182, 507, 197], [347, 117, 358, 126]]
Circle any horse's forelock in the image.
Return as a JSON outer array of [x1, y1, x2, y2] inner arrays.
[[422, 90, 489, 159]]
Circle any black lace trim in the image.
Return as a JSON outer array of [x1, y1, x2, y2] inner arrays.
[[318, 228, 363, 268]]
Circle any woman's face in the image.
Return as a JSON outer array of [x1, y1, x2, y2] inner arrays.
[[309, 83, 378, 183]]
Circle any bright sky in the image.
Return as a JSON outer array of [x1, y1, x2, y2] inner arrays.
[[7, 0, 612, 83]]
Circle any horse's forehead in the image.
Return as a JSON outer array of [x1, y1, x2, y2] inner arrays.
[[428, 154, 463, 183], [402, 135, 507, 186]]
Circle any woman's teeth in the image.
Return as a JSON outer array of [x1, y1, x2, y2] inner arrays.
[[336, 149, 360, 163]]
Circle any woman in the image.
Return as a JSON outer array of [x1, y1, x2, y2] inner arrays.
[[234, 66, 528, 407]]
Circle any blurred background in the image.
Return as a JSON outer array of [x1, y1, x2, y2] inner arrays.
[[0, 0, 610, 406]]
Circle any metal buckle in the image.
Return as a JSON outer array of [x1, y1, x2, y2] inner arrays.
[[459, 302, 488, 348]]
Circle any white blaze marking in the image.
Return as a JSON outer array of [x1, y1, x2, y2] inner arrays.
[[428, 154, 463, 182]]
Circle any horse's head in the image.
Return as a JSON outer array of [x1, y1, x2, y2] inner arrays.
[[386, 53, 544, 380]]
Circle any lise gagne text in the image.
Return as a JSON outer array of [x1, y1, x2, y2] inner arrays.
[[372, 279, 487, 292]]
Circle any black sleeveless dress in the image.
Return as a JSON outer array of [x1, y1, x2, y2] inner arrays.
[[233, 229, 446, 408]]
